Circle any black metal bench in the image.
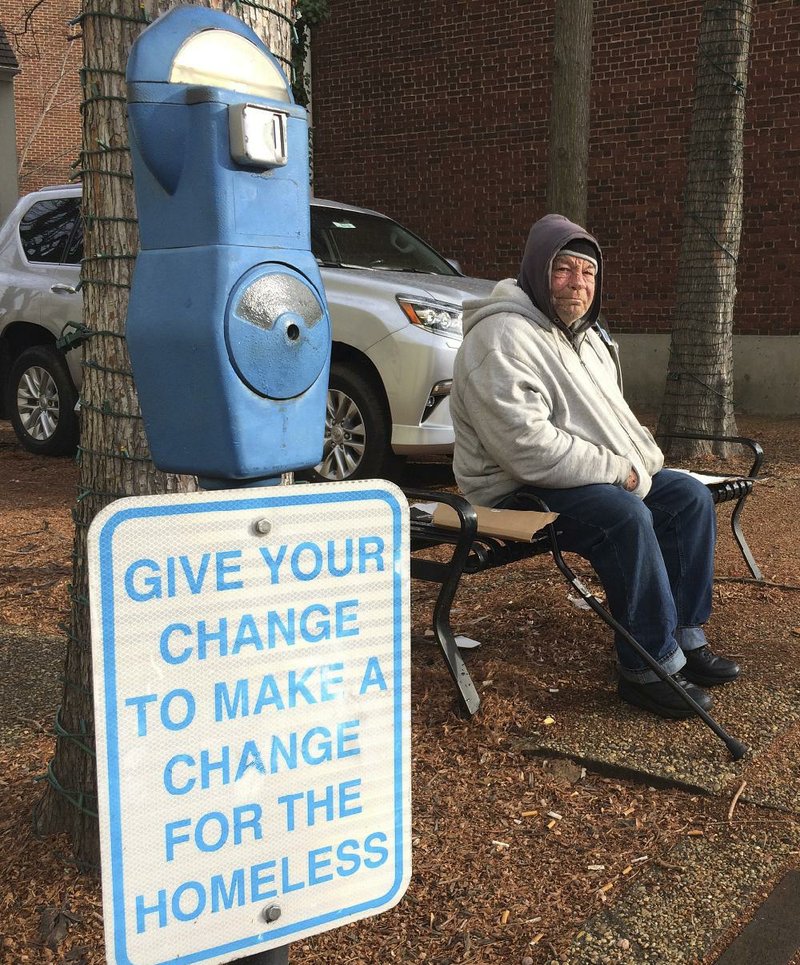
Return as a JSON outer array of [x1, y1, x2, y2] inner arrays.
[[404, 433, 763, 758]]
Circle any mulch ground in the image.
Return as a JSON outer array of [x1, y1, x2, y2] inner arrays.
[[1, 414, 799, 965]]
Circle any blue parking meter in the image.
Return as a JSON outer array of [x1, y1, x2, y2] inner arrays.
[[124, 6, 330, 488]]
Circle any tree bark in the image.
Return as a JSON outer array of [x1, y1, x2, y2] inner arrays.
[[35, 0, 292, 870], [658, 0, 753, 458], [546, 0, 593, 226]]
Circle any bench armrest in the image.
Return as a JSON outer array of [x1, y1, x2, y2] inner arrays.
[[404, 489, 479, 561], [404, 489, 478, 533], [657, 431, 763, 479]]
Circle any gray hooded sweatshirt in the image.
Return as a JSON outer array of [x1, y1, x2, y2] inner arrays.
[[450, 214, 664, 507]]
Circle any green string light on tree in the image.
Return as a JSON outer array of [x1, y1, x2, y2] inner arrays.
[[41, 1, 302, 841]]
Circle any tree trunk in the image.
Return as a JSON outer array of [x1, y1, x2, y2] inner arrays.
[[658, 0, 753, 459], [35, 0, 292, 871], [546, 0, 593, 226]]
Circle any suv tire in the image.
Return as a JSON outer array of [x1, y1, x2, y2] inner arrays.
[[8, 345, 79, 456], [305, 362, 397, 481]]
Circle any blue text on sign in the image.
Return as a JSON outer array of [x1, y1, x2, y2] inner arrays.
[[123, 536, 386, 602]]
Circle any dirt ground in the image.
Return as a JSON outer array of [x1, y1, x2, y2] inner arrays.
[[1, 414, 799, 964]]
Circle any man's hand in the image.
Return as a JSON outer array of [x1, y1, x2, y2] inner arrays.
[[623, 467, 639, 492]]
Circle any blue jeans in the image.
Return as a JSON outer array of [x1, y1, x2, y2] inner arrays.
[[496, 470, 717, 683]]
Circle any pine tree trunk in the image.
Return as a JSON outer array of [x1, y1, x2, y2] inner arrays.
[[546, 0, 593, 226], [36, 0, 292, 870], [658, 0, 753, 459]]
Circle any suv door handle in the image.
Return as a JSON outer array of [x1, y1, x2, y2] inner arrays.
[[51, 282, 82, 294]]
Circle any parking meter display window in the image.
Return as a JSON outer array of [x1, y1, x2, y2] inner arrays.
[[237, 271, 322, 331], [226, 266, 329, 400], [169, 29, 291, 101]]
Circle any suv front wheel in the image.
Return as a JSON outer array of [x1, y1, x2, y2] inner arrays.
[[306, 362, 398, 482], [8, 345, 79, 456]]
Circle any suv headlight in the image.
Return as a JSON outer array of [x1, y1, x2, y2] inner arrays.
[[397, 296, 462, 337]]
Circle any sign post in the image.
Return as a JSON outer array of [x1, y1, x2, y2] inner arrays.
[[88, 481, 411, 965]]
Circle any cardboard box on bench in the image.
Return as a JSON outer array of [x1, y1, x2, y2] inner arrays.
[[431, 503, 558, 542]]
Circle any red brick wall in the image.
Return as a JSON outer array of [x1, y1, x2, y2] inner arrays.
[[311, 0, 799, 337], [1, 0, 82, 194], [738, 2, 799, 336]]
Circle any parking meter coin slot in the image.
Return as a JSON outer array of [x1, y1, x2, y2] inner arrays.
[[229, 104, 288, 168], [225, 265, 329, 399]]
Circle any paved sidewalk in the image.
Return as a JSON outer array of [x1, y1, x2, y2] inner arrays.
[[517, 626, 800, 963]]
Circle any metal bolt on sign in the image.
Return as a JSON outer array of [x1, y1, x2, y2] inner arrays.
[[262, 905, 282, 924]]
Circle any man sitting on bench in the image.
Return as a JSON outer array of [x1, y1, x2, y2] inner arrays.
[[449, 213, 740, 719]]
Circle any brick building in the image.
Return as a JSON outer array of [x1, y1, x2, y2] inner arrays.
[[1, 1, 797, 410], [0, 19, 20, 219], [0, 0, 82, 216], [311, 0, 799, 412]]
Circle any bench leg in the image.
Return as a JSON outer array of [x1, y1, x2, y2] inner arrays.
[[432, 595, 481, 718], [406, 489, 482, 717], [423, 538, 481, 717], [730, 495, 763, 581]]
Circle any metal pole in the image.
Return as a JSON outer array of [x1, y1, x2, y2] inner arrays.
[[238, 946, 289, 964]]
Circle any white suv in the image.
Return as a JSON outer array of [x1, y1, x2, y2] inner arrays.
[[0, 185, 493, 478]]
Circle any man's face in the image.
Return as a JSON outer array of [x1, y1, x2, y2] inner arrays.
[[550, 253, 596, 326]]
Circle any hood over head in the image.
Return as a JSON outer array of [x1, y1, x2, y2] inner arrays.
[[517, 213, 603, 334]]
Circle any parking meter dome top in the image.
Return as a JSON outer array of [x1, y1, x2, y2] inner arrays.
[[170, 30, 291, 101], [126, 5, 292, 103]]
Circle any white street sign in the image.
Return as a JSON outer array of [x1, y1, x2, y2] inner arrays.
[[88, 481, 411, 965]]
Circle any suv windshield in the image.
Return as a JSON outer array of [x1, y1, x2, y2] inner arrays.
[[311, 206, 459, 276]]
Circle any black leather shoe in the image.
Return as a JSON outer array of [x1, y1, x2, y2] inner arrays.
[[618, 673, 712, 719], [681, 646, 740, 687]]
